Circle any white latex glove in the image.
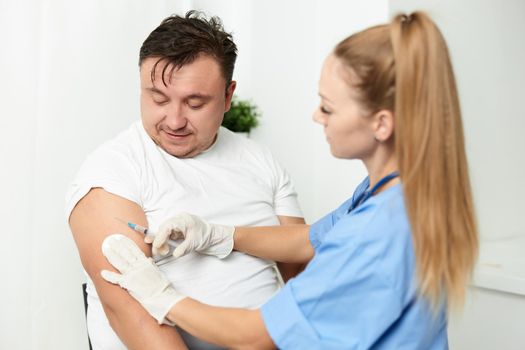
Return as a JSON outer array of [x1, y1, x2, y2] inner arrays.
[[145, 213, 235, 260], [100, 234, 186, 325]]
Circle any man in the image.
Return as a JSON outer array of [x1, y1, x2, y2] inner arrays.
[[67, 11, 304, 350]]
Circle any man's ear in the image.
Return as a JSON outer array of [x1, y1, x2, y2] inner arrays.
[[372, 109, 395, 142], [224, 81, 237, 112]]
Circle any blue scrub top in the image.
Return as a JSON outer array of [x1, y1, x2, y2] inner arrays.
[[261, 178, 448, 349]]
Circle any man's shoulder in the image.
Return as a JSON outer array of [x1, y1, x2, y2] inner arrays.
[[65, 121, 147, 222], [72, 121, 152, 181], [88, 121, 146, 160], [217, 127, 275, 161]]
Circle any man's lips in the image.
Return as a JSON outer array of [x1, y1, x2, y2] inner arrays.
[[162, 130, 192, 139]]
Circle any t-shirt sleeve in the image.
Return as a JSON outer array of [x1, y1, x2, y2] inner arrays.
[[266, 152, 303, 218], [261, 213, 405, 348], [65, 142, 142, 221]]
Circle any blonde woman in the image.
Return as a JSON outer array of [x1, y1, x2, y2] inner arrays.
[[101, 12, 478, 349]]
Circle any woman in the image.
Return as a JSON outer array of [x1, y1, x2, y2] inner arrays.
[[101, 12, 478, 349]]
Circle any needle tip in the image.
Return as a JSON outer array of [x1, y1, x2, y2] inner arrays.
[[114, 217, 127, 225]]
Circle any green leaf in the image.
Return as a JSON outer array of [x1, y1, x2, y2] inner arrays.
[[222, 95, 260, 133]]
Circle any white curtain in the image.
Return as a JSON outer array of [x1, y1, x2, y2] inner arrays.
[[0, 1, 386, 348]]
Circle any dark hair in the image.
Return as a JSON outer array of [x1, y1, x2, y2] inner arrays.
[[139, 10, 237, 86]]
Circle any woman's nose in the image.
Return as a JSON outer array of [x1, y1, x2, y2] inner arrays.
[[312, 110, 326, 125]]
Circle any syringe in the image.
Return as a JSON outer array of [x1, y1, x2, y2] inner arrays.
[[126, 221, 150, 235], [114, 217, 179, 264]]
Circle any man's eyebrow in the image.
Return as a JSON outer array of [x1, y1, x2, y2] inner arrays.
[[186, 94, 212, 101], [146, 87, 168, 96]]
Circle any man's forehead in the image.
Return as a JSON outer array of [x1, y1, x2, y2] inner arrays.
[[140, 76, 218, 96], [140, 56, 222, 81]]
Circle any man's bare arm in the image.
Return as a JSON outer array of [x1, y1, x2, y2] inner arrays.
[[69, 188, 187, 350]]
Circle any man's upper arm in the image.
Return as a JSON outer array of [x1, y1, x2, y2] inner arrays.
[[69, 188, 187, 349], [69, 187, 151, 279]]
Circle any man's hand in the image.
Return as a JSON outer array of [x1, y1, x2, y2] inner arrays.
[[101, 234, 186, 325], [146, 213, 235, 259]]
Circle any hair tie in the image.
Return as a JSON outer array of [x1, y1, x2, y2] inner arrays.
[[400, 14, 414, 24]]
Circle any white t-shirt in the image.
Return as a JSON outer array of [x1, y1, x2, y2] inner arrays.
[[66, 121, 302, 349]]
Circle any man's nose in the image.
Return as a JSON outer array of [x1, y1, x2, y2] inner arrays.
[[165, 104, 187, 130]]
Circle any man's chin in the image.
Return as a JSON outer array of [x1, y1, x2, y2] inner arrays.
[[163, 144, 198, 158]]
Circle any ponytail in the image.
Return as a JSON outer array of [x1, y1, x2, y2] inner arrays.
[[390, 12, 478, 309]]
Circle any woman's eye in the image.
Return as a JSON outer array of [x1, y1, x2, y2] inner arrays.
[[320, 106, 332, 115]]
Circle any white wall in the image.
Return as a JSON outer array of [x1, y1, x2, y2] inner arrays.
[[0, 1, 387, 348], [449, 287, 525, 350], [0, 1, 39, 347]]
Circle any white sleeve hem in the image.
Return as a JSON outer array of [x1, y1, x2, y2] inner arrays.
[[65, 180, 142, 222]]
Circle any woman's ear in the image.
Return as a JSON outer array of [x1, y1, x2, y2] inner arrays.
[[372, 109, 395, 142]]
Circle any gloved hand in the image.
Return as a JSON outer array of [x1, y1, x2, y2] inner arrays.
[[145, 213, 235, 260], [100, 234, 186, 325]]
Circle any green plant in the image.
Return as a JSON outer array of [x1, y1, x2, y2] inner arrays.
[[222, 96, 260, 133]]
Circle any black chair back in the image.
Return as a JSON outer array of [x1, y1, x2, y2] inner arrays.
[[82, 283, 93, 350]]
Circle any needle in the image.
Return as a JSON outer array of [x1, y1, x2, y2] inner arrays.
[[113, 216, 179, 251]]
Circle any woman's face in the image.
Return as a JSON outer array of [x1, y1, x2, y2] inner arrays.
[[313, 54, 377, 160]]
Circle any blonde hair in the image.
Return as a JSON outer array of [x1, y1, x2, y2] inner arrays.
[[334, 12, 478, 309]]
